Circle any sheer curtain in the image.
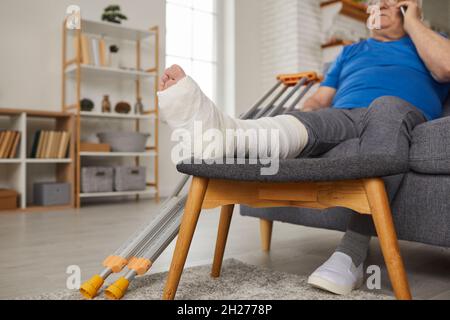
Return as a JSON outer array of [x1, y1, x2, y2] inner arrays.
[[166, 0, 218, 102]]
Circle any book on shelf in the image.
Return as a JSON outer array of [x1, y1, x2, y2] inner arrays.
[[30, 130, 41, 158], [98, 38, 107, 67], [0, 130, 21, 159], [44, 131, 54, 159], [91, 38, 100, 67], [0, 131, 8, 158], [73, 34, 107, 67], [4, 131, 14, 158], [48, 131, 57, 158], [58, 132, 71, 158], [30, 130, 71, 159], [37, 131, 48, 158], [81, 34, 91, 65], [9, 132, 21, 158]]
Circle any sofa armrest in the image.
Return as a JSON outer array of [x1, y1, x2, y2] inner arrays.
[[410, 117, 450, 174]]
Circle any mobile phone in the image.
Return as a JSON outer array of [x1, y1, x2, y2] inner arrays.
[[400, 6, 407, 16]]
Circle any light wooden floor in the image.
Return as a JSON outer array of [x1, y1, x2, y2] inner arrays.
[[0, 199, 449, 300]]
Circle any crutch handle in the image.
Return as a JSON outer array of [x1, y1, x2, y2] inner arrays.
[[277, 72, 321, 86], [102, 255, 128, 273]]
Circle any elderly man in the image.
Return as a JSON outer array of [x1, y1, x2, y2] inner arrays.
[[158, 0, 450, 295]]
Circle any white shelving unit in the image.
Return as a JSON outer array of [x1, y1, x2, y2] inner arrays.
[[80, 187, 157, 199], [65, 64, 157, 80], [62, 19, 160, 207], [80, 151, 157, 157], [0, 159, 22, 164], [0, 109, 75, 211], [26, 159, 73, 164], [79, 111, 156, 120], [0, 111, 26, 209], [320, 0, 369, 65], [69, 19, 156, 42]]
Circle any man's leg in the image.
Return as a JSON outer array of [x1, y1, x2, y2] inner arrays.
[[300, 97, 427, 295], [345, 96, 427, 242], [324, 97, 428, 294], [287, 108, 374, 295], [287, 107, 363, 158], [158, 75, 309, 160]]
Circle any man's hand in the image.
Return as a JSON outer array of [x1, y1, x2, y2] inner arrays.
[[397, 0, 450, 82], [396, 1, 422, 33], [159, 64, 186, 92], [302, 86, 336, 112]]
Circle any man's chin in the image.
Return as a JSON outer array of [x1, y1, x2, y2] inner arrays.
[[374, 21, 391, 31]]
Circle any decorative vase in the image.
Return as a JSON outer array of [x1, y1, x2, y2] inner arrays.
[[102, 95, 111, 113], [115, 102, 131, 114], [80, 98, 94, 112], [134, 98, 145, 114]]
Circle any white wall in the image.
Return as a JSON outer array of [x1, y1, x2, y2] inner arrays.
[[233, 0, 373, 111], [259, 0, 324, 92], [216, 0, 236, 117], [234, 0, 262, 116], [423, 0, 450, 33], [234, 0, 324, 112], [0, 0, 184, 197]]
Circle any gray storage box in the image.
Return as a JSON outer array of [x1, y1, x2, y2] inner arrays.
[[81, 167, 114, 193], [114, 166, 146, 192], [33, 182, 71, 206]]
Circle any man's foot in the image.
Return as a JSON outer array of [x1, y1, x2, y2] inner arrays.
[[307, 252, 364, 296], [159, 64, 186, 92]]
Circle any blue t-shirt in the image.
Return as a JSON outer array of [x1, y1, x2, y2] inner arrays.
[[321, 36, 450, 120]]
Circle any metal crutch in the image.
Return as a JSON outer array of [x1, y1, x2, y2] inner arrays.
[[102, 72, 319, 300], [79, 72, 319, 300], [101, 78, 303, 300]]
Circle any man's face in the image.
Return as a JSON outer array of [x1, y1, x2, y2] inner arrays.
[[378, 0, 403, 30], [367, 0, 420, 34]]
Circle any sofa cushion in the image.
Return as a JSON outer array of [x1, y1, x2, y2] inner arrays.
[[410, 117, 450, 174], [177, 155, 409, 182]]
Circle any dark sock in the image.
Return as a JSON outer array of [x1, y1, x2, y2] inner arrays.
[[336, 230, 371, 267]]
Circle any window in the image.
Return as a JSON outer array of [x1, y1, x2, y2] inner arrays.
[[166, 0, 218, 102]]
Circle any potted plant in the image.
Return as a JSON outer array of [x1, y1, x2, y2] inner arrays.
[[101, 5, 128, 24]]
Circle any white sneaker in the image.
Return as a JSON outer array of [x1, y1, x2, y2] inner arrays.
[[307, 252, 364, 296]]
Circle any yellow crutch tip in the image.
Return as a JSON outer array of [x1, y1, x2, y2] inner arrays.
[[104, 277, 129, 300], [79, 275, 104, 300]]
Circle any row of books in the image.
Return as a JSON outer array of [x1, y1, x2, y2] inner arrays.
[[30, 131, 71, 159], [75, 34, 108, 67], [0, 131, 21, 159]]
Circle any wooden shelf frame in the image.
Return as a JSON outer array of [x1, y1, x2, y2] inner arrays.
[[320, 0, 369, 22], [0, 109, 75, 211], [62, 19, 160, 207]]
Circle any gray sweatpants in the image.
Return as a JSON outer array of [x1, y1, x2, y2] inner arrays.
[[288, 96, 428, 235]]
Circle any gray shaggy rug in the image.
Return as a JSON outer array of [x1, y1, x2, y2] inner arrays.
[[24, 259, 392, 300]]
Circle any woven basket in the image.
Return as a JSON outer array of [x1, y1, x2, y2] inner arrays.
[[114, 166, 146, 192], [81, 167, 114, 193]]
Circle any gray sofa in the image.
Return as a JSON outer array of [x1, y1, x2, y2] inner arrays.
[[241, 93, 450, 248]]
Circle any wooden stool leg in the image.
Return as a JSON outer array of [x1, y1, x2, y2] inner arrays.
[[260, 219, 273, 253], [364, 178, 412, 300], [211, 205, 235, 278], [162, 177, 209, 300]]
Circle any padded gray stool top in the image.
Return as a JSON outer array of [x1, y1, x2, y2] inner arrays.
[[177, 155, 409, 183]]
